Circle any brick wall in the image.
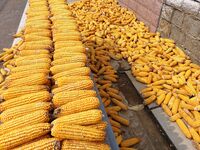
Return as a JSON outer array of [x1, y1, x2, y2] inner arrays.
[[118, 0, 163, 32], [157, 0, 200, 62]]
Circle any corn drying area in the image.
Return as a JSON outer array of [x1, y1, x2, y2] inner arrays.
[[0, 0, 199, 149]]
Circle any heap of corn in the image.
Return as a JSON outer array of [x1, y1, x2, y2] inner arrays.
[[48, 0, 110, 149], [0, 0, 57, 149], [0, 0, 111, 149], [69, 0, 200, 147]]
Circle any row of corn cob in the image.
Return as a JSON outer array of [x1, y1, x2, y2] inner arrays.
[[69, 1, 141, 150], [0, 0, 60, 149], [48, 0, 111, 149], [69, 0, 200, 147]]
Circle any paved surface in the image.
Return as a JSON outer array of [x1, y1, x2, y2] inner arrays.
[[0, 0, 27, 51]]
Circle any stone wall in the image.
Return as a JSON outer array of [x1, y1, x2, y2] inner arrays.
[[118, 0, 163, 32], [158, 0, 200, 62]]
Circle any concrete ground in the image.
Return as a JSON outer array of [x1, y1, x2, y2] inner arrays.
[[0, 0, 27, 51]]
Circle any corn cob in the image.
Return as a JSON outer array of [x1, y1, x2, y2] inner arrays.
[[53, 97, 100, 117], [15, 58, 51, 66], [88, 122, 107, 131], [52, 30, 80, 35], [53, 35, 81, 42], [0, 91, 51, 111], [15, 54, 51, 62], [53, 90, 97, 107], [7, 69, 50, 80], [11, 63, 50, 73], [0, 102, 52, 122], [51, 124, 105, 142], [19, 42, 52, 50], [50, 62, 85, 75], [53, 52, 85, 60], [51, 55, 87, 66], [176, 119, 192, 139], [25, 31, 51, 37], [53, 67, 90, 80], [52, 80, 94, 94], [121, 137, 141, 147], [13, 138, 60, 150], [62, 140, 110, 150], [0, 123, 50, 149], [1, 85, 48, 100], [52, 109, 102, 125], [5, 73, 49, 88], [54, 46, 85, 53], [0, 110, 49, 135], [56, 76, 91, 86], [24, 35, 51, 42]]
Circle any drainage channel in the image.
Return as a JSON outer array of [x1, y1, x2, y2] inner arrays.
[[116, 71, 174, 150]]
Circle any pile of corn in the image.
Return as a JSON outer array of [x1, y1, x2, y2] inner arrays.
[[0, 0, 56, 149], [70, 0, 200, 146], [0, 0, 111, 149], [49, 0, 110, 149], [70, 1, 141, 149]]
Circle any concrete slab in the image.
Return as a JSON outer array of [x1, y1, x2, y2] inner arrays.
[[0, 0, 27, 50]]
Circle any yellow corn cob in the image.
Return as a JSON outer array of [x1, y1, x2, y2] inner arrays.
[[0, 102, 51, 122], [19, 42, 52, 50], [53, 35, 81, 42], [50, 62, 85, 75], [176, 119, 191, 139], [18, 49, 49, 56], [11, 63, 50, 73], [54, 41, 82, 48], [53, 67, 90, 80], [25, 31, 51, 37], [53, 97, 100, 117], [170, 113, 181, 122], [15, 54, 51, 62], [51, 124, 105, 142], [0, 123, 50, 149], [15, 58, 51, 66], [52, 109, 102, 126], [53, 90, 96, 107], [52, 30, 80, 36], [54, 46, 85, 53], [172, 98, 180, 115], [51, 55, 87, 66], [0, 91, 51, 111], [52, 80, 94, 94], [1, 85, 48, 100], [161, 104, 172, 117], [7, 69, 50, 80], [189, 127, 200, 143], [0, 110, 49, 135], [5, 73, 49, 88], [88, 122, 107, 131], [13, 138, 60, 150], [24, 35, 51, 42], [56, 76, 91, 87], [53, 52, 85, 60], [61, 140, 110, 150]]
